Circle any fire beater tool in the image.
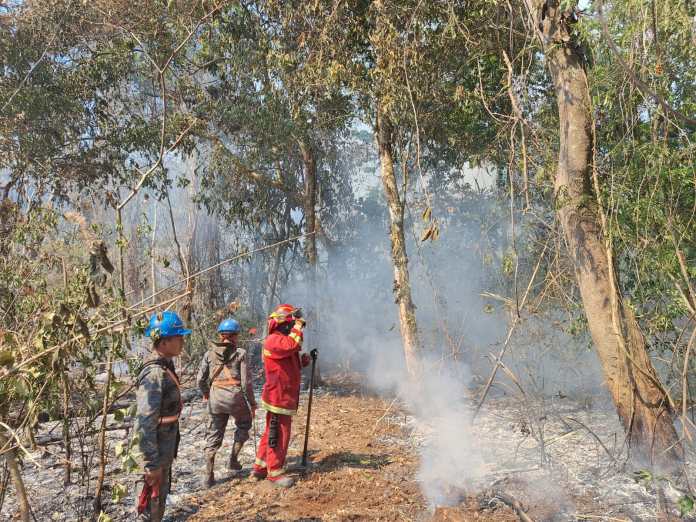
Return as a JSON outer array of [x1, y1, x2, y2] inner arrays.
[[301, 348, 318, 469]]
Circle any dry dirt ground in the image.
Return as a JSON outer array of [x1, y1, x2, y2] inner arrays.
[[173, 378, 519, 522]]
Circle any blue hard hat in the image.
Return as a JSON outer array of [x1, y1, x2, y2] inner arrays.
[[145, 311, 192, 341], [217, 317, 240, 334]]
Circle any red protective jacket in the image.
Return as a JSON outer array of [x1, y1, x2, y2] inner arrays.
[[260, 322, 305, 415]]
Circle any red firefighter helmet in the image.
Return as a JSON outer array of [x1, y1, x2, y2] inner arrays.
[[267, 304, 298, 333], [269, 304, 297, 323]]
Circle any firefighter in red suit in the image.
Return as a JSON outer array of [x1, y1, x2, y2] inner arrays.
[[251, 304, 310, 488]]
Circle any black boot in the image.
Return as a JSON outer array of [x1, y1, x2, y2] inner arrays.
[[202, 454, 215, 488], [228, 441, 244, 472]]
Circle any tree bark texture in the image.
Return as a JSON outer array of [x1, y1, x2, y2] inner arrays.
[[528, 0, 681, 465], [299, 140, 318, 281], [376, 109, 421, 378]]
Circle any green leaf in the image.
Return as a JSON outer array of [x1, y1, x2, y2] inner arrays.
[[123, 454, 139, 473], [97, 512, 112, 522], [633, 469, 653, 483], [114, 407, 126, 423], [32, 336, 45, 350], [0, 350, 15, 367], [678, 495, 695, 517], [111, 483, 128, 504], [114, 442, 124, 457], [1, 332, 16, 348], [26, 367, 42, 379], [15, 379, 29, 398]]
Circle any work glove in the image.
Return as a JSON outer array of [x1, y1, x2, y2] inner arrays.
[[301, 353, 311, 368], [137, 482, 160, 514], [294, 317, 306, 328]]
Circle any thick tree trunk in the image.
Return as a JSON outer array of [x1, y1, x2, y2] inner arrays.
[[529, 0, 681, 465], [376, 109, 421, 378]]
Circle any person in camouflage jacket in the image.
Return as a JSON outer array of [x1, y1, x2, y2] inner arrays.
[[134, 311, 190, 522]]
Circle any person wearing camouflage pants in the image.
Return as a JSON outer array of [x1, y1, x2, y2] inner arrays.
[[134, 311, 190, 522], [197, 317, 256, 487]]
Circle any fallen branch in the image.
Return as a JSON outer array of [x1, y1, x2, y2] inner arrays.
[[33, 422, 133, 447], [489, 490, 535, 522], [575, 515, 631, 522], [371, 397, 399, 435], [565, 417, 618, 464]]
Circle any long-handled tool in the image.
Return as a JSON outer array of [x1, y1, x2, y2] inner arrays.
[[242, 391, 258, 454], [301, 349, 318, 468], [239, 346, 258, 454]]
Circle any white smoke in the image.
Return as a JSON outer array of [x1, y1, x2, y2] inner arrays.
[[276, 187, 606, 507], [389, 356, 485, 507]]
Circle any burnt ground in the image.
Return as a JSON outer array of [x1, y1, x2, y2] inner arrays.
[[171, 375, 696, 522], [2, 374, 695, 521], [175, 378, 518, 522]]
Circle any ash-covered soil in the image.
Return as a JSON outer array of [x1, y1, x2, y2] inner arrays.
[[2, 375, 695, 521], [466, 394, 696, 521]]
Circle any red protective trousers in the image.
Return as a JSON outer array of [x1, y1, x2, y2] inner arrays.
[[253, 412, 292, 480]]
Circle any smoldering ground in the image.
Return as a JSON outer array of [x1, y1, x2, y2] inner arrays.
[[275, 192, 616, 512]]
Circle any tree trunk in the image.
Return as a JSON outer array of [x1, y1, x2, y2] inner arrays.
[[299, 139, 323, 383], [92, 351, 113, 519], [268, 243, 284, 311], [60, 261, 73, 485], [182, 151, 200, 326], [0, 432, 31, 522], [150, 201, 157, 305], [528, 0, 681, 465], [375, 108, 421, 378], [299, 140, 318, 283]]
